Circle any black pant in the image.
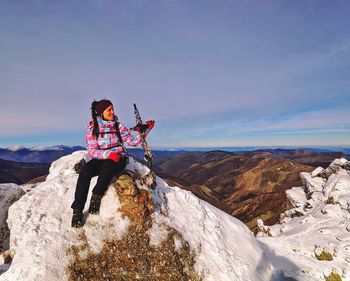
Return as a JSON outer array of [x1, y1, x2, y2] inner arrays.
[[71, 158, 127, 211]]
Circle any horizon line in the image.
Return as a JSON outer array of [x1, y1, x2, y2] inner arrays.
[[2, 144, 350, 151]]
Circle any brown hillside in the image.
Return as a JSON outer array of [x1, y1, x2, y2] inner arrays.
[[157, 152, 314, 233]]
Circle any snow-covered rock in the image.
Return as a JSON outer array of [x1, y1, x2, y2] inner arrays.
[[0, 184, 25, 252], [311, 166, 324, 178], [256, 219, 272, 237], [319, 158, 348, 178], [286, 186, 307, 208], [300, 172, 325, 194], [0, 152, 275, 281], [258, 158, 350, 281], [344, 160, 350, 171]]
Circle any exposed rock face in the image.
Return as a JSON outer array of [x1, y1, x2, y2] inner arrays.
[[343, 160, 350, 171], [0, 184, 25, 252], [114, 173, 155, 228], [68, 224, 201, 281], [1, 252, 11, 265], [68, 172, 202, 281], [115, 174, 139, 196], [73, 158, 86, 174]]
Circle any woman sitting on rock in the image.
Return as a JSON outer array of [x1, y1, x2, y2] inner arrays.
[[71, 99, 154, 228]]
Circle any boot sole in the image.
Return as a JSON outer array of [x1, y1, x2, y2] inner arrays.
[[71, 223, 83, 228]]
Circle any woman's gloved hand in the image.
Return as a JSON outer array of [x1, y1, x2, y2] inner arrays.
[[145, 120, 155, 130], [108, 152, 120, 163], [142, 120, 155, 138]]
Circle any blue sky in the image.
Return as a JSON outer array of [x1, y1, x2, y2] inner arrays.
[[1, 0, 349, 148]]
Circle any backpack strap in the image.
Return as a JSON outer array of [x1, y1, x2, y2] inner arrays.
[[114, 122, 123, 145], [94, 121, 123, 145]]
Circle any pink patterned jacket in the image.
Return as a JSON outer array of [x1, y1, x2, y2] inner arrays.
[[85, 116, 144, 160]]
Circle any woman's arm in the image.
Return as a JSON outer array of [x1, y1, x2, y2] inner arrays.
[[118, 122, 155, 147], [118, 123, 144, 147]]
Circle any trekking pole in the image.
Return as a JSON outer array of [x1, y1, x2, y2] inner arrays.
[[130, 103, 154, 169]]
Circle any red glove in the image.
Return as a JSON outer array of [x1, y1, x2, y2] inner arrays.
[[145, 120, 155, 130], [108, 152, 120, 163]]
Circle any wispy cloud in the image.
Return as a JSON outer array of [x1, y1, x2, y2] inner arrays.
[[0, 1, 349, 146], [156, 107, 350, 146]]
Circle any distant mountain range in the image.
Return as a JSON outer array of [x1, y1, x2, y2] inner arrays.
[[0, 146, 187, 184], [154, 145, 350, 154], [0, 159, 49, 184], [1, 145, 349, 163], [0, 145, 84, 184], [151, 149, 349, 232], [0, 145, 85, 163], [1, 145, 349, 232]]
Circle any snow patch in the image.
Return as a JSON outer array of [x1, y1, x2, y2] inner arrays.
[[0, 152, 275, 281], [258, 158, 350, 280]]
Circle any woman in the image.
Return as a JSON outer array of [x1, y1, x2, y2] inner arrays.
[[71, 99, 154, 228]]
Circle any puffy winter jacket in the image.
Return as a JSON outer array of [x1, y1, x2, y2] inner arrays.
[[85, 116, 144, 160]]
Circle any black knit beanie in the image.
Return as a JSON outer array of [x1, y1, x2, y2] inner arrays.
[[95, 99, 112, 115]]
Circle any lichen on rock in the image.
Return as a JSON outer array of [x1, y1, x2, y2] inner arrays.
[[67, 173, 202, 281], [315, 246, 333, 261], [324, 268, 342, 281]]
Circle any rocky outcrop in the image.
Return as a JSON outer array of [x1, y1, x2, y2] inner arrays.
[[0, 184, 25, 252], [67, 171, 202, 281], [318, 158, 348, 179], [0, 152, 274, 281], [257, 159, 350, 280], [114, 173, 155, 228]]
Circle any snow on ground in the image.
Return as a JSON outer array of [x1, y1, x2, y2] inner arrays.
[[0, 151, 131, 281], [133, 157, 275, 281], [20, 183, 40, 193], [257, 158, 350, 281], [0, 152, 275, 281]]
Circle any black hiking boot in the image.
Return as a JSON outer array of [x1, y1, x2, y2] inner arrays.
[[71, 209, 83, 228], [88, 194, 103, 214]]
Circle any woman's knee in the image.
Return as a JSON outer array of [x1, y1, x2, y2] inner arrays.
[[120, 157, 127, 168], [115, 157, 127, 172], [79, 159, 99, 176], [101, 158, 127, 174]]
